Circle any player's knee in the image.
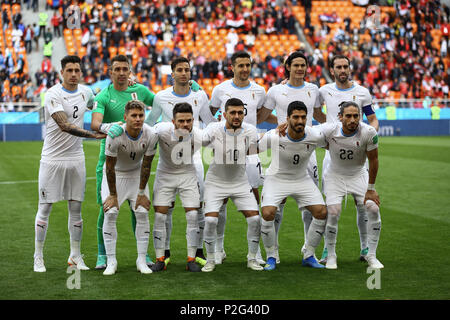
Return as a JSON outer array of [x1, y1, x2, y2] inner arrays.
[[186, 210, 198, 227], [37, 203, 52, 221], [261, 207, 276, 221], [105, 207, 118, 222], [365, 200, 380, 221], [134, 206, 148, 222], [154, 212, 167, 227], [205, 216, 218, 229], [314, 205, 328, 220]]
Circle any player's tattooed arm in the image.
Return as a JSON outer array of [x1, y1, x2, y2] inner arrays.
[[257, 107, 277, 124], [209, 105, 219, 117], [105, 156, 118, 196], [52, 111, 106, 139], [139, 155, 154, 190], [104, 155, 119, 211]]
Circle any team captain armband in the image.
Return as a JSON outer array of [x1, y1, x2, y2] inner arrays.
[[362, 105, 375, 116]]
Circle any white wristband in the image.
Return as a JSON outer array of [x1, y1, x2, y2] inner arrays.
[[138, 189, 145, 196], [367, 184, 375, 191]]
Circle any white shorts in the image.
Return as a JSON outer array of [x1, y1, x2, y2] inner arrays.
[[246, 154, 263, 188], [307, 151, 319, 187], [261, 175, 325, 209], [101, 171, 150, 209], [204, 179, 259, 213], [323, 171, 368, 206], [153, 171, 200, 208], [193, 151, 205, 202], [38, 159, 86, 203]]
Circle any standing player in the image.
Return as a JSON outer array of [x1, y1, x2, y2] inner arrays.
[[320, 102, 383, 269], [145, 57, 216, 266], [33, 55, 106, 272], [91, 55, 155, 269], [209, 51, 269, 264], [258, 51, 326, 263], [150, 103, 204, 272], [318, 55, 379, 263], [201, 98, 262, 272], [258, 101, 328, 271], [102, 101, 158, 275]]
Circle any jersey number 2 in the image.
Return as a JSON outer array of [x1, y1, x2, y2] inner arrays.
[[73, 106, 79, 119]]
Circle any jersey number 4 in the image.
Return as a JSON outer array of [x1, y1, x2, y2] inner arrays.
[[339, 149, 354, 160]]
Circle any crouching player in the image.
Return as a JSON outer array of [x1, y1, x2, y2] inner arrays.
[[258, 101, 328, 270], [320, 101, 383, 269], [102, 100, 158, 275]]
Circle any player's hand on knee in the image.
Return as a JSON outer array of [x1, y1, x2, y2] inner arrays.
[[276, 122, 288, 136], [135, 195, 150, 211], [103, 195, 119, 212], [364, 190, 380, 207]]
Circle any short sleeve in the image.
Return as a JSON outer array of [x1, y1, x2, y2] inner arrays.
[[141, 86, 155, 107], [258, 130, 273, 152], [256, 86, 266, 110], [312, 86, 321, 109], [366, 126, 378, 152], [144, 127, 158, 156], [264, 87, 276, 111], [209, 85, 222, 109], [104, 135, 119, 157], [92, 90, 107, 115], [44, 89, 64, 116]]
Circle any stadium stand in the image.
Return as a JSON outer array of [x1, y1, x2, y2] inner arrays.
[[0, 0, 449, 112], [0, 2, 33, 108]]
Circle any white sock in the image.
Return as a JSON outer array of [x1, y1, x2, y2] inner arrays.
[[261, 218, 275, 258], [246, 215, 261, 259], [365, 200, 382, 256], [197, 207, 205, 249], [356, 204, 368, 250], [153, 212, 167, 259], [186, 210, 199, 258], [165, 207, 174, 251], [204, 216, 218, 263], [134, 206, 150, 260], [215, 203, 227, 253], [274, 202, 285, 249], [301, 209, 313, 243], [34, 203, 52, 258], [103, 207, 119, 262], [304, 218, 326, 258], [68, 200, 83, 257]]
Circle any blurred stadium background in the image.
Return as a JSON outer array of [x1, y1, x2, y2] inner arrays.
[[0, 0, 449, 141]]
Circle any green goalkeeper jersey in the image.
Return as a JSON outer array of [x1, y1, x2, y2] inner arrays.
[[92, 83, 155, 123]]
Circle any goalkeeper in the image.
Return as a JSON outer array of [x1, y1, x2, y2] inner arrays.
[[91, 54, 202, 269]]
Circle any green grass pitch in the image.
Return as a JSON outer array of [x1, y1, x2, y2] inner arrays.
[[0, 136, 449, 300]]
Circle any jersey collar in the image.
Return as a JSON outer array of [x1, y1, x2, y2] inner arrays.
[[335, 82, 355, 92], [287, 132, 307, 142], [340, 127, 358, 137], [125, 129, 143, 141]]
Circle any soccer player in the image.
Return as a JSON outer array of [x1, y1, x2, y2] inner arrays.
[[258, 51, 326, 263], [91, 54, 155, 269], [145, 57, 216, 266], [150, 102, 204, 272], [319, 101, 383, 269], [209, 51, 269, 265], [102, 100, 158, 275], [258, 101, 328, 271], [318, 55, 379, 263], [33, 55, 106, 272], [201, 98, 263, 272]]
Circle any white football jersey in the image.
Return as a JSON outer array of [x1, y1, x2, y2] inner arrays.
[[145, 87, 216, 127], [41, 84, 94, 161], [319, 82, 373, 124], [210, 79, 266, 127], [319, 122, 378, 176], [259, 127, 326, 180], [104, 123, 158, 176], [264, 82, 320, 126], [203, 122, 258, 184], [153, 122, 203, 175]]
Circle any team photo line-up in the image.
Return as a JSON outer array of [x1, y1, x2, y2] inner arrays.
[[33, 50, 383, 275]]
